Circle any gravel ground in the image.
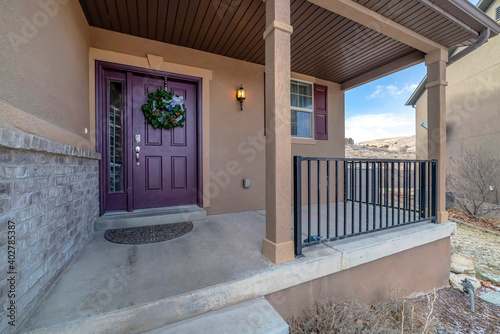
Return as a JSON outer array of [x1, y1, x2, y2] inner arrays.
[[410, 287, 500, 334], [452, 219, 500, 285], [427, 213, 500, 333]]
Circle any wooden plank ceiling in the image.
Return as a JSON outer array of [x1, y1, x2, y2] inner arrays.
[[352, 0, 476, 47], [79, 0, 477, 84]]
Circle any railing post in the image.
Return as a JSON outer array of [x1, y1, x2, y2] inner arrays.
[[419, 161, 427, 218], [431, 159, 438, 222], [293, 156, 303, 257]]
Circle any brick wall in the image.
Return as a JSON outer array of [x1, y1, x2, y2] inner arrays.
[[0, 128, 100, 332]]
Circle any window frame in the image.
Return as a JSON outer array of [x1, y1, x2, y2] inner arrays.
[[291, 78, 314, 139]]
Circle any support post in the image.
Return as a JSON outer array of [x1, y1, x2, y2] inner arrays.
[[425, 49, 448, 223], [262, 0, 295, 264]]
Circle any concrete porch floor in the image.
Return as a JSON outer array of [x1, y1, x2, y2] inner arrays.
[[19, 209, 455, 333]]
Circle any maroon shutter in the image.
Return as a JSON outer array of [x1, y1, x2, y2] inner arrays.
[[314, 84, 328, 140]]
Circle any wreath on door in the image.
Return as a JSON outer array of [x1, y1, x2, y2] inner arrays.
[[141, 89, 186, 129]]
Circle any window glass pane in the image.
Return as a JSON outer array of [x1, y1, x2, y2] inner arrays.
[[298, 83, 310, 95], [291, 110, 298, 136], [290, 80, 313, 110], [299, 96, 313, 109], [291, 110, 312, 138], [306, 83, 312, 96], [291, 94, 298, 108], [109, 81, 124, 193], [305, 96, 313, 109]]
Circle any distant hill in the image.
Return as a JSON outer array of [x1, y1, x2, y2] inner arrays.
[[346, 135, 416, 160]]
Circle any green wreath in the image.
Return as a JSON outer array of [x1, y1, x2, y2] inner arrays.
[[141, 89, 186, 129]]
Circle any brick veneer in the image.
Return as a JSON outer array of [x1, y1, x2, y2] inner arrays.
[[0, 128, 100, 332]]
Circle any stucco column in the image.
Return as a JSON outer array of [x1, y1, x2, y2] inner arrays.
[[425, 49, 448, 223], [262, 0, 295, 264]]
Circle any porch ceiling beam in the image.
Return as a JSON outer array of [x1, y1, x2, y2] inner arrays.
[[341, 51, 425, 91], [306, 0, 447, 54]]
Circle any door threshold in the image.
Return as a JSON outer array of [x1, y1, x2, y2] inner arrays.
[[95, 205, 206, 231]]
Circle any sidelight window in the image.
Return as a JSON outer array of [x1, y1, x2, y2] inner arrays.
[[109, 81, 124, 193]]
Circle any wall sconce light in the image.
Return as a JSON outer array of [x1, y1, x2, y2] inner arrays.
[[237, 85, 246, 111]]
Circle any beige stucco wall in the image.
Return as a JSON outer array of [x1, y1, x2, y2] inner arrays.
[[485, 0, 500, 18], [416, 0, 500, 157], [89, 28, 345, 214], [415, 4, 500, 203], [266, 237, 451, 318], [0, 0, 91, 149], [446, 35, 500, 161], [415, 90, 428, 160], [416, 34, 500, 160]]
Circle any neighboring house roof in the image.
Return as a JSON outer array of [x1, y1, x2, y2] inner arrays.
[[477, 0, 497, 12], [406, 0, 499, 106], [405, 75, 428, 107]]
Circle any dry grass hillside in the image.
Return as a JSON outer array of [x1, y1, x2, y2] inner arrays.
[[345, 135, 416, 160]]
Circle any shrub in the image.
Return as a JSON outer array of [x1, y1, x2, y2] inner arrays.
[[288, 295, 438, 334], [447, 146, 500, 217]]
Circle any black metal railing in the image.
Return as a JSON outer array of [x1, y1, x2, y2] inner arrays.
[[293, 156, 437, 257]]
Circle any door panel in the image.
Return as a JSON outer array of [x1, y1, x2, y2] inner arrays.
[[99, 65, 199, 213], [132, 74, 198, 209], [146, 124, 162, 145], [146, 156, 163, 191], [171, 156, 188, 190], [172, 124, 187, 146]]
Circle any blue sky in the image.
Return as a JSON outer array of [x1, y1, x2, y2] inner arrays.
[[344, 63, 426, 143], [344, 0, 479, 143]]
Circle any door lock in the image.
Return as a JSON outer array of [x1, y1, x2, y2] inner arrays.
[[135, 146, 141, 165]]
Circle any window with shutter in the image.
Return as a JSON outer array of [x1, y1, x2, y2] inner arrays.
[[496, 6, 500, 21], [290, 80, 328, 140]]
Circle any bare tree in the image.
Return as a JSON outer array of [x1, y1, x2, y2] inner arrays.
[[447, 146, 500, 217]]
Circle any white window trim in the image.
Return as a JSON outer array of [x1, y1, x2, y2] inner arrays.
[[291, 78, 314, 139]]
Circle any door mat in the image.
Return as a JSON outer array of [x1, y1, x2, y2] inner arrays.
[[104, 222, 193, 244]]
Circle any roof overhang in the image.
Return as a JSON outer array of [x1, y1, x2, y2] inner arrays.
[[430, 0, 500, 37], [406, 0, 500, 106], [79, 0, 500, 89]]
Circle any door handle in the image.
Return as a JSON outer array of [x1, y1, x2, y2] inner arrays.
[[135, 146, 141, 165]]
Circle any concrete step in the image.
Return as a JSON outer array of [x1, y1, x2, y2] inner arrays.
[[95, 205, 206, 231], [22, 290, 289, 334], [144, 298, 289, 334]]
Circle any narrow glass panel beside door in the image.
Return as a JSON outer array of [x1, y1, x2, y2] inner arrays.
[[109, 81, 124, 193]]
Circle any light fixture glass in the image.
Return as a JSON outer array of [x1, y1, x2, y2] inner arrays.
[[237, 85, 246, 110]]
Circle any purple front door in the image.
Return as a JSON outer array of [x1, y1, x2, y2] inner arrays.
[[131, 75, 198, 209], [98, 64, 199, 213]]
